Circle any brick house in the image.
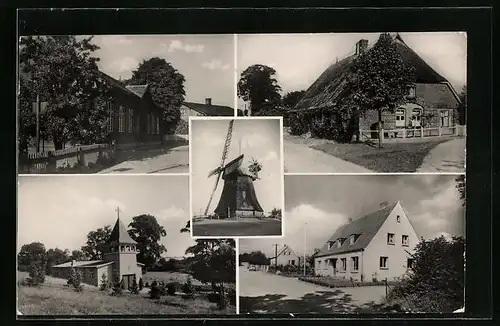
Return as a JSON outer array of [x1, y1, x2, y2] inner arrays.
[[314, 201, 419, 282], [290, 34, 463, 140]]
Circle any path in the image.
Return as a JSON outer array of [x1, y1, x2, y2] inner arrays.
[[417, 138, 466, 173], [98, 145, 189, 174], [284, 140, 374, 173], [239, 269, 386, 313]]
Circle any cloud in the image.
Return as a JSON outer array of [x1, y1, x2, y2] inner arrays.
[[258, 150, 278, 163], [107, 57, 139, 75], [435, 232, 453, 241], [202, 59, 230, 70], [168, 40, 204, 53], [156, 206, 187, 223], [243, 133, 268, 148]]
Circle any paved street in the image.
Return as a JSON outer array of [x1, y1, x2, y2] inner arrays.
[[284, 139, 374, 173], [98, 145, 189, 174], [417, 138, 466, 173], [239, 269, 386, 313], [193, 219, 282, 237]]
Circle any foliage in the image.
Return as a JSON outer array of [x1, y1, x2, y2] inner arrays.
[[306, 248, 321, 267], [66, 267, 83, 292], [111, 277, 123, 296], [138, 277, 144, 291], [174, 119, 188, 135], [248, 158, 262, 179], [237, 64, 282, 115], [127, 214, 167, 270], [18, 36, 111, 151], [386, 235, 465, 312], [180, 220, 191, 233], [99, 273, 108, 291], [45, 248, 70, 275], [149, 280, 161, 299], [70, 250, 87, 261], [130, 280, 140, 294], [18, 242, 47, 267], [282, 90, 306, 110], [240, 251, 270, 266], [127, 57, 185, 134], [455, 175, 466, 207], [81, 225, 112, 260], [182, 277, 194, 298], [269, 208, 282, 219], [166, 282, 177, 295], [340, 33, 416, 144], [458, 85, 467, 125], [289, 112, 309, 135], [27, 262, 46, 286]]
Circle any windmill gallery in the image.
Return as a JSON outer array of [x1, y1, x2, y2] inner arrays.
[[191, 118, 283, 237]]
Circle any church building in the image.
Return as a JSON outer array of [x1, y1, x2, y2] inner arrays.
[[51, 213, 143, 289]]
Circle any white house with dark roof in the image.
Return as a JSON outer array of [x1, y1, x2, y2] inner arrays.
[[52, 216, 144, 289], [270, 245, 302, 267], [314, 201, 419, 282]]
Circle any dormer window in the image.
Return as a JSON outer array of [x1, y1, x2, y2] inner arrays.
[[328, 241, 335, 250], [337, 238, 345, 248], [349, 234, 359, 245], [397, 215, 401, 223]]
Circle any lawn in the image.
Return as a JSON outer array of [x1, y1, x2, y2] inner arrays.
[[17, 272, 235, 315], [192, 219, 282, 237], [312, 138, 450, 172]]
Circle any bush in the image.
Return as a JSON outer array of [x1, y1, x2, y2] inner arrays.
[[130, 279, 139, 294], [67, 267, 83, 292], [111, 277, 123, 296], [166, 282, 177, 295], [226, 288, 236, 306], [138, 278, 144, 291], [217, 289, 228, 309], [386, 236, 465, 313], [27, 262, 45, 286], [99, 273, 108, 291], [174, 119, 188, 134], [182, 277, 194, 299], [289, 113, 308, 135], [149, 280, 161, 299]]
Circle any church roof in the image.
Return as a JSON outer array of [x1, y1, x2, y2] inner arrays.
[[107, 218, 137, 245], [293, 33, 458, 112], [316, 202, 399, 257]]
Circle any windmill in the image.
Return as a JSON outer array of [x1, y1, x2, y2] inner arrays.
[[203, 120, 264, 219]]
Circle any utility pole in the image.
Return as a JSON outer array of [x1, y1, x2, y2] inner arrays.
[[273, 244, 279, 269], [303, 222, 307, 277], [35, 94, 40, 153]]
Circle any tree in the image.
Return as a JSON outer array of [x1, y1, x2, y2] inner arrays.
[[127, 57, 185, 134], [246, 251, 270, 266], [180, 220, 190, 233], [67, 267, 84, 292], [344, 33, 415, 147], [282, 90, 306, 110], [248, 158, 262, 179], [70, 249, 87, 261], [81, 225, 112, 260], [127, 214, 167, 270], [456, 175, 466, 207], [269, 208, 282, 219], [19, 36, 111, 150], [18, 242, 47, 267], [185, 239, 236, 294], [458, 85, 467, 125], [237, 64, 282, 116], [45, 248, 70, 275], [306, 248, 321, 267]]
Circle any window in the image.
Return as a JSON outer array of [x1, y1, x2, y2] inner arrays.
[[328, 241, 334, 250], [107, 102, 114, 132], [387, 233, 395, 245], [395, 109, 406, 127], [407, 258, 414, 269], [349, 234, 358, 245], [380, 256, 388, 269], [156, 114, 160, 134], [407, 84, 416, 98], [411, 109, 422, 128], [402, 235, 409, 246], [291, 260, 296, 266], [340, 258, 347, 272], [118, 106, 125, 132], [397, 215, 401, 223], [351, 256, 359, 272], [440, 110, 450, 127], [337, 238, 345, 248], [128, 108, 134, 133]]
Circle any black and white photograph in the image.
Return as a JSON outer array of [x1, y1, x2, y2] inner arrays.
[[237, 32, 466, 173], [190, 117, 284, 237], [17, 176, 236, 315], [18, 34, 236, 174], [239, 174, 465, 314]]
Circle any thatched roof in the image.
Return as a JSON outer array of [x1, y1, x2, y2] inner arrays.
[[293, 34, 456, 112]]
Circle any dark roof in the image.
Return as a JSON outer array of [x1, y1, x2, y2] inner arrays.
[[183, 102, 234, 116], [271, 245, 299, 259], [294, 34, 455, 112], [316, 202, 398, 257], [126, 85, 149, 98], [52, 260, 113, 268], [107, 218, 137, 245]]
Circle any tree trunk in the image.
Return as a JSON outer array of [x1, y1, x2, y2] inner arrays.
[[377, 110, 383, 149]]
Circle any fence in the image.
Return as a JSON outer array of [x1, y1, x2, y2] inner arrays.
[[359, 125, 466, 142], [19, 144, 113, 174]]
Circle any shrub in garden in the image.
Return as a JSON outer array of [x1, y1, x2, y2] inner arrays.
[[99, 273, 108, 291], [138, 278, 144, 291], [130, 280, 140, 294], [182, 277, 194, 299], [66, 267, 83, 292], [149, 280, 161, 299], [289, 113, 308, 135], [227, 288, 236, 306], [27, 262, 45, 286], [166, 282, 177, 295], [111, 277, 123, 296], [217, 289, 228, 309]]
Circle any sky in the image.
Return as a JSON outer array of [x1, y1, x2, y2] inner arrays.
[[240, 174, 465, 257], [17, 176, 195, 257], [237, 32, 467, 109], [190, 118, 282, 216], [91, 34, 235, 108]]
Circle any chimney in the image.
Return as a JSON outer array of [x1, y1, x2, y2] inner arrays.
[[71, 260, 76, 267], [380, 201, 389, 208], [348, 218, 353, 223], [355, 39, 369, 55], [205, 98, 212, 105]]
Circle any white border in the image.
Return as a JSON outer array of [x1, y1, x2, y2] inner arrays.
[[235, 238, 240, 314], [233, 33, 238, 117], [189, 116, 285, 239]]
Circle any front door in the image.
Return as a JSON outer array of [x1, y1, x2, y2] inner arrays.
[[123, 274, 136, 290], [331, 259, 338, 276]]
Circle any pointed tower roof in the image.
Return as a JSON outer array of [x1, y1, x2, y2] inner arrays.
[[107, 218, 137, 245]]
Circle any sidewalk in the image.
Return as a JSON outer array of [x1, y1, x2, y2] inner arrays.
[[417, 138, 466, 173]]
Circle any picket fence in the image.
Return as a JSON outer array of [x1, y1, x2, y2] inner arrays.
[[359, 125, 466, 142]]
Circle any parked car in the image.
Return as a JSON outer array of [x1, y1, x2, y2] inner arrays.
[[249, 265, 257, 271]]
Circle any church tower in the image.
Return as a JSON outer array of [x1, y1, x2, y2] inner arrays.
[[103, 207, 143, 289]]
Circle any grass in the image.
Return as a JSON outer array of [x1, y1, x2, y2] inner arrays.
[[192, 219, 282, 237], [17, 271, 235, 315], [311, 138, 450, 172]]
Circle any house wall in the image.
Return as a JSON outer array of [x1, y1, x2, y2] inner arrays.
[[272, 247, 301, 266], [314, 251, 365, 281], [362, 203, 420, 282], [97, 264, 114, 287], [180, 105, 205, 121], [81, 268, 99, 287]]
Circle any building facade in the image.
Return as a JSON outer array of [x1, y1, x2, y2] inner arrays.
[[52, 217, 143, 289], [314, 201, 419, 282], [270, 245, 302, 267]]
